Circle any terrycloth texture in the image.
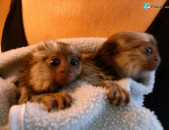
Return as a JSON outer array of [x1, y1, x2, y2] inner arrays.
[[0, 38, 163, 130]]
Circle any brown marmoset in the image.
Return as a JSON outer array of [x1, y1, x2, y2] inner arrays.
[[18, 41, 82, 111], [19, 31, 159, 111], [18, 40, 130, 111], [82, 31, 160, 99]]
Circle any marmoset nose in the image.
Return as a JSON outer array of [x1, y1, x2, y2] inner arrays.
[[61, 69, 72, 74], [153, 56, 161, 66], [154, 57, 158, 62], [154, 56, 160, 63]]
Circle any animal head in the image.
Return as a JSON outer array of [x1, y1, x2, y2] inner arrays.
[[94, 31, 160, 78], [26, 40, 81, 92]]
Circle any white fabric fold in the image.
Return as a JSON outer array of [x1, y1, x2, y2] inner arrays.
[[0, 38, 163, 130]]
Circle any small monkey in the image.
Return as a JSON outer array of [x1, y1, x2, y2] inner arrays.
[[20, 31, 159, 110], [18, 41, 82, 111], [83, 31, 160, 97], [18, 40, 130, 111]]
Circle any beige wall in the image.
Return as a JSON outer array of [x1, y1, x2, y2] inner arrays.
[[0, 0, 11, 45]]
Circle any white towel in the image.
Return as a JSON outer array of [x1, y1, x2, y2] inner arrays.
[[0, 38, 163, 130]]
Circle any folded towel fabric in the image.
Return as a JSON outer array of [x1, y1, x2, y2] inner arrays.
[[0, 38, 163, 130]]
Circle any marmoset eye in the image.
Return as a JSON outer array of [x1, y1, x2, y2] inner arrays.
[[50, 59, 60, 66], [70, 59, 79, 67], [145, 47, 152, 55]]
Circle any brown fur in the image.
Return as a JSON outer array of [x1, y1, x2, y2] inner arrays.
[[79, 55, 130, 106], [18, 41, 81, 111], [29, 91, 72, 111], [18, 39, 131, 111], [18, 31, 159, 110], [78, 31, 160, 106], [84, 31, 160, 86]]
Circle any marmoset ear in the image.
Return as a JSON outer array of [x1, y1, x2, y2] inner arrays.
[[95, 41, 119, 60]]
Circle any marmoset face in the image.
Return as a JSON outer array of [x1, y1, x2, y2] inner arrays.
[[96, 31, 160, 78], [22, 41, 81, 92]]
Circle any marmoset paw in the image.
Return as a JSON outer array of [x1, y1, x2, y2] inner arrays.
[[30, 91, 72, 111], [107, 84, 130, 106], [52, 91, 72, 110]]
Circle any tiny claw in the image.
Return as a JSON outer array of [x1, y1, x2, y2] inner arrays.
[[107, 84, 130, 106]]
